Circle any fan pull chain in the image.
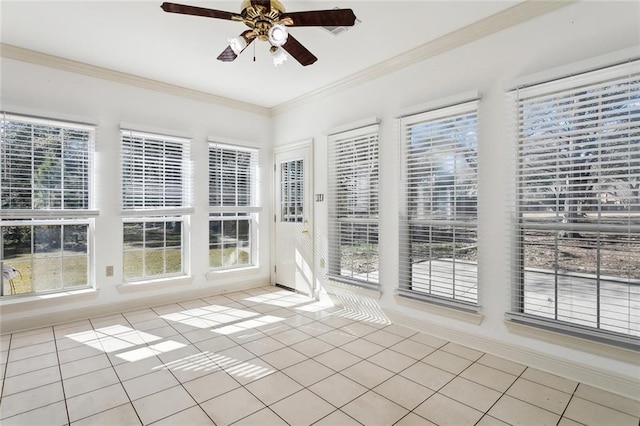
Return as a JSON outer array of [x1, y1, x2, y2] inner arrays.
[[253, 41, 256, 62]]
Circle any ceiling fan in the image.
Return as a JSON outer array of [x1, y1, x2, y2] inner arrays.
[[160, 0, 357, 66]]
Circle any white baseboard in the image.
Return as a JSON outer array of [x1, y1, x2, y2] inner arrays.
[[0, 279, 269, 334], [385, 307, 640, 401]]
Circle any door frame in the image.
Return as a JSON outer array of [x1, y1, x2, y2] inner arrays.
[[271, 139, 314, 294]]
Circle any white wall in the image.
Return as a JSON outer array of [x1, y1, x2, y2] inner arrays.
[[272, 1, 640, 396], [0, 58, 273, 330]]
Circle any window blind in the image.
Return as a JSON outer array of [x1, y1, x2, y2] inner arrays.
[[510, 60, 640, 342], [121, 129, 192, 215], [398, 101, 479, 309], [1, 112, 95, 217], [1, 113, 95, 296], [208, 142, 260, 270], [327, 124, 380, 288], [208, 143, 260, 212]]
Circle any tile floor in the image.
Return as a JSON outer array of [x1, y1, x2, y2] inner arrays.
[[0, 286, 638, 425]]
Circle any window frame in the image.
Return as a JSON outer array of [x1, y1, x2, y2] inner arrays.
[[120, 129, 192, 283], [1, 112, 96, 297], [508, 60, 640, 346], [208, 141, 260, 271], [398, 100, 480, 311], [327, 123, 380, 290]]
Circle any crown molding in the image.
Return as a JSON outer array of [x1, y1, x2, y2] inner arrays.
[[1, 1, 575, 118], [270, 0, 577, 116], [0, 43, 271, 117]]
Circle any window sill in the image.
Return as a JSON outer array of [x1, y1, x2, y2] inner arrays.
[[394, 293, 483, 325], [118, 275, 194, 293], [0, 287, 99, 310], [205, 266, 261, 281]]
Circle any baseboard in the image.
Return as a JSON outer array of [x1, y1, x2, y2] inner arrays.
[[385, 307, 640, 401], [0, 278, 269, 334]]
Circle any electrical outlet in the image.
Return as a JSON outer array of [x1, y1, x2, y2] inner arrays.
[[106, 266, 114, 277]]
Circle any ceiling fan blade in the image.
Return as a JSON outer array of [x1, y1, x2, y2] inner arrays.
[[280, 9, 356, 27], [161, 2, 241, 21], [250, 0, 271, 14], [281, 34, 317, 66], [217, 31, 255, 62], [217, 46, 238, 62]]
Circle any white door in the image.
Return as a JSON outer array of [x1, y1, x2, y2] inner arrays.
[[274, 142, 313, 295]]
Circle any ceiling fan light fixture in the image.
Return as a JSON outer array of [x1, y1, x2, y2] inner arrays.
[[161, 2, 357, 66], [272, 48, 288, 67], [268, 24, 288, 47], [228, 35, 247, 55]]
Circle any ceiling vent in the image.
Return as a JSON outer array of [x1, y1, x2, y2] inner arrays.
[[322, 8, 360, 36]]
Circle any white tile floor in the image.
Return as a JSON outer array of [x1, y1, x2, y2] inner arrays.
[[0, 286, 638, 425]]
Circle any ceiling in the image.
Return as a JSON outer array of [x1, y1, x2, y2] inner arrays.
[[1, 1, 521, 109]]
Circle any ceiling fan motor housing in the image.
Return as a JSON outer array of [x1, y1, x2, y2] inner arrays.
[[240, 0, 286, 41]]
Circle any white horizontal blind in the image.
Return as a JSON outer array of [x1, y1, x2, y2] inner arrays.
[[121, 129, 192, 215], [1, 113, 95, 296], [399, 101, 479, 309], [279, 159, 304, 223], [208, 143, 260, 270], [511, 60, 640, 342], [327, 124, 380, 288], [1, 112, 95, 216], [208, 143, 260, 211]]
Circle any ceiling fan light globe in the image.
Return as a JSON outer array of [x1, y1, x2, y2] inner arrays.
[[272, 48, 288, 67], [228, 36, 247, 55], [268, 24, 288, 47]]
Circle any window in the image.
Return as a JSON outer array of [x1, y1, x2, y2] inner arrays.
[[511, 60, 640, 343], [280, 159, 304, 223], [398, 100, 479, 309], [121, 130, 192, 282], [1, 113, 96, 296], [208, 142, 260, 270], [328, 124, 379, 288]]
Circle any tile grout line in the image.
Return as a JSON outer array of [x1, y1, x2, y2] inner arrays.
[[152, 292, 324, 425], [0, 334, 12, 420], [116, 309, 219, 426], [364, 331, 437, 415], [237, 299, 362, 425], [403, 343, 483, 425], [494, 371, 584, 423], [556, 383, 580, 426], [50, 325, 73, 426], [303, 330, 435, 425], [212, 296, 342, 426], [472, 360, 529, 425], [279, 300, 371, 426], [0, 329, 69, 424], [87, 313, 147, 425]]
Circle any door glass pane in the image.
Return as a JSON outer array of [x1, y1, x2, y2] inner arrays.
[[280, 159, 304, 223]]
